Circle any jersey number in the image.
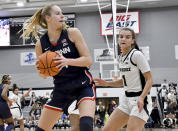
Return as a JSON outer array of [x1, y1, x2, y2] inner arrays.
[[122, 75, 127, 86]]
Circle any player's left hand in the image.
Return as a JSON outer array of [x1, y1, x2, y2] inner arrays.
[[53, 53, 69, 70], [29, 88, 32, 91], [137, 96, 144, 113]]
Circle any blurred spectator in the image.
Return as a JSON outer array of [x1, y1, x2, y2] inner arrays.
[[96, 101, 105, 126], [150, 103, 161, 127], [104, 112, 109, 124], [94, 115, 102, 128], [144, 116, 153, 128], [163, 113, 177, 128], [169, 83, 177, 94], [167, 102, 176, 114], [29, 92, 37, 106], [161, 79, 169, 90], [159, 85, 168, 109], [29, 100, 41, 120], [167, 90, 177, 104], [108, 100, 117, 115]]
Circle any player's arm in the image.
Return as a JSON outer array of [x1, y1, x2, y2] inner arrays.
[[67, 28, 92, 67], [133, 51, 153, 112], [140, 71, 153, 99], [22, 88, 32, 98], [133, 51, 153, 99], [94, 78, 123, 87], [1, 84, 12, 104], [35, 40, 46, 79]]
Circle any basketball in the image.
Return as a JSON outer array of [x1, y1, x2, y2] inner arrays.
[[37, 51, 60, 76]]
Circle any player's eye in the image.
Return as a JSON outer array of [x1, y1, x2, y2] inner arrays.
[[119, 35, 123, 39]]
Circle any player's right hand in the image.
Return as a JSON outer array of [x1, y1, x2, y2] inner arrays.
[[8, 99, 13, 106], [94, 78, 108, 87]]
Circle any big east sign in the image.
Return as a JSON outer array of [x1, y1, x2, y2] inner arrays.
[[100, 11, 140, 35]]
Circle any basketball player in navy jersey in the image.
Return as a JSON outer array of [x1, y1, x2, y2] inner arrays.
[[0, 75, 14, 131], [21, 4, 95, 131], [94, 28, 153, 131]]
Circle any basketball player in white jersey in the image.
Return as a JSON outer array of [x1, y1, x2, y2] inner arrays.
[[94, 28, 153, 131], [9, 84, 32, 131]]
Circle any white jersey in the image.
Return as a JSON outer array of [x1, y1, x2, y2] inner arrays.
[[9, 93, 22, 108], [118, 49, 150, 92], [9, 93, 23, 120]]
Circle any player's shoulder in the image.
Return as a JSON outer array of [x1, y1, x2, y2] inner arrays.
[[67, 27, 80, 34], [131, 49, 143, 57]]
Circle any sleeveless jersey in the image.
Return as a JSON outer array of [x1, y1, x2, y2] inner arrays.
[[0, 84, 6, 103], [40, 29, 89, 84], [118, 48, 150, 92]]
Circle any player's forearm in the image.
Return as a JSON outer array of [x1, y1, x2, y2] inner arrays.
[[23, 90, 31, 97], [107, 79, 123, 87], [67, 56, 92, 67]]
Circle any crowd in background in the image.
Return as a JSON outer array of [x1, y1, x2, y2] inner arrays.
[[11, 79, 178, 130]]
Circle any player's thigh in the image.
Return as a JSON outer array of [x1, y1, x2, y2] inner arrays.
[[103, 108, 129, 131], [126, 116, 146, 131], [70, 114, 80, 131], [0, 118, 3, 125], [38, 108, 63, 131], [78, 100, 95, 118]]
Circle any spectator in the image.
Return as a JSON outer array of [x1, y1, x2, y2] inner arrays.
[[150, 103, 161, 127], [96, 101, 105, 126], [161, 79, 169, 90], [107, 100, 117, 115], [29, 92, 37, 106], [159, 85, 168, 109]]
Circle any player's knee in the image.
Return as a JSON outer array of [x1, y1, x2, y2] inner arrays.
[[35, 126, 45, 131], [0, 125, 4, 131], [79, 116, 93, 131], [5, 122, 14, 131]]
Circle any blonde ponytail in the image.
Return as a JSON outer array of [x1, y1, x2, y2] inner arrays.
[[21, 4, 67, 41], [20, 8, 45, 41]]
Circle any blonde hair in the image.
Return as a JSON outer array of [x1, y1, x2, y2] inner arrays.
[[21, 4, 67, 41]]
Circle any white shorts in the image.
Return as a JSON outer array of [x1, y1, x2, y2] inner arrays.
[[10, 108, 23, 120], [118, 93, 152, 122], [68, 100, 79, 115]]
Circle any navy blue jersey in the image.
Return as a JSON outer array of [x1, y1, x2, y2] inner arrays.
[[0, 84, 6, 103], [40, 29, 89, 84]]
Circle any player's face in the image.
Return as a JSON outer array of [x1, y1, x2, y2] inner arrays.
[[118, 30, 134, 52], [7, 78, 11, 85], [14, 89, 19, 95], [47, 5, 65, 29]]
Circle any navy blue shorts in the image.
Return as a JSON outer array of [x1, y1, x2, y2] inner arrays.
[[44, 70, 96, 114], [0, 102, 12, 119]]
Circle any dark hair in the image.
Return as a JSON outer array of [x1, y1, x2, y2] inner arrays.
[[12, 83, 19, 92], [1, 75, 11, 84], [119, 28, 140, 50]]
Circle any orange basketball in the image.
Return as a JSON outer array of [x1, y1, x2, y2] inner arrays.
[[37, 51, 60, 76]]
